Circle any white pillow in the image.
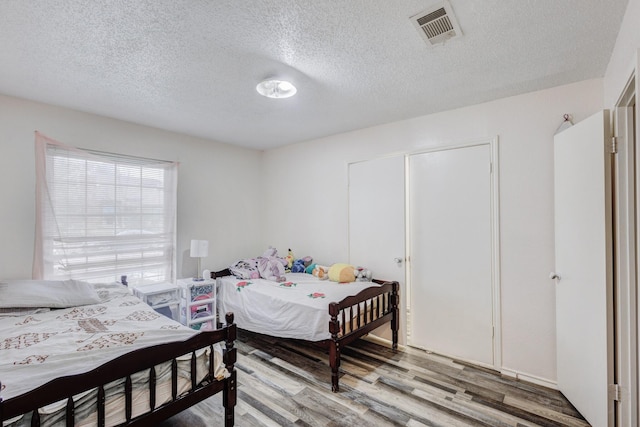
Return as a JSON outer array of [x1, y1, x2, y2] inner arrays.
[[0, 280, 102, 308]]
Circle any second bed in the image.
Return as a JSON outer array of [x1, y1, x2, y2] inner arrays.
[[213, 271, 399, 392]]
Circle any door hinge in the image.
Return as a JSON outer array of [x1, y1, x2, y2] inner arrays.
[[610, 137, 618, 154], [609, 383, 621, 402]]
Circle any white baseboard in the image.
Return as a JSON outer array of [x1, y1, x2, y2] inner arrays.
[[362, 335, 558, 390], [500, 367, 558, 390], [362, 334, 407, 351]]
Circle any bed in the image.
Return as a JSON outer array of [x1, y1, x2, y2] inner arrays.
[[212, 270, 399, 392], [0, 280, 237, 427]]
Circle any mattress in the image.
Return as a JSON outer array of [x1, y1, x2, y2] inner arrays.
[[0, 282, 226, 427], [217, 272, 380, 341]]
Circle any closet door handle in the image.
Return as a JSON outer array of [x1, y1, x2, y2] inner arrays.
[[549, 272, 560, 281], [394, 257, 403, 266]]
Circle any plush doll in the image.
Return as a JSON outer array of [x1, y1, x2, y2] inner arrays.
[[354, 266, 373, 282], [328, 263, 356, 283], [312, 264, 329, 280], [257, 246, 287, 282], [291, 256, 313, 273], [229, 258, 260, 279], [285, 248, 295, 272], [291, 259, 306, 273]]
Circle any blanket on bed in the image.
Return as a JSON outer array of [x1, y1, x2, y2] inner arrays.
[[0, 281, 230, 427], [218, 272, 381, 341]]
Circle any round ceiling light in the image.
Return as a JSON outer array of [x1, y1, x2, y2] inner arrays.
[[256, 79, 297, 99]]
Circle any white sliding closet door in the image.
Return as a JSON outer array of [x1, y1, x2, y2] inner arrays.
[[408, 144, 494, 366], [348, 155, 406, 344]]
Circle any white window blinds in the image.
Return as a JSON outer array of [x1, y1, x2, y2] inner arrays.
[[33, 132, 178, 285]]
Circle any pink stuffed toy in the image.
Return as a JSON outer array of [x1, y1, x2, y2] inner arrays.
[[257, 247, 287, 282]]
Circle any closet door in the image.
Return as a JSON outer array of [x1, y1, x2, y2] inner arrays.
[[348, 155, 406, 344], [408, 144, 494, 366], [553, 110, 613, 427]]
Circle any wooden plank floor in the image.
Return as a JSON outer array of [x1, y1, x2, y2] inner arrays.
[[162, 330, 589, 427]]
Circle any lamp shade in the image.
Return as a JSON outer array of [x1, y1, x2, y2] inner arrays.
[[190, 240, 209, 258]]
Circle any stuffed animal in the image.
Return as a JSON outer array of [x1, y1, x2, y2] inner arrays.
[[285, 248, 295, 272], [291, 259, 306, 273], [229, 258, 260, 279], [257, 246, 287, 282], [354, 266, 372, 282], [290, 256, 313, 273], [312, 264, 329, 280], [328, 263, 356, 283]]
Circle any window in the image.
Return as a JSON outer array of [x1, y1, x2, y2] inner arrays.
[[34, 132, 178, 285]]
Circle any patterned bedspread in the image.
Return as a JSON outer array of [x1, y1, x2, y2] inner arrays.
[[0, 282, 201, 404]]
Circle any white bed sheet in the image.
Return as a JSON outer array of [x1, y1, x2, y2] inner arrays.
[[0, 282, 226, 427], [217, 273, 380, 341]]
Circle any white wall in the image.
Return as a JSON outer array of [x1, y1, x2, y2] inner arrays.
[[0, 94, 264, 280], [604, 0, 640, 108], [262, 78, 604, 383]]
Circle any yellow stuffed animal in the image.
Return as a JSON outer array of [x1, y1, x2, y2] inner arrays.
[[285, 248, 294, 271], [328, 263, 356, 283]]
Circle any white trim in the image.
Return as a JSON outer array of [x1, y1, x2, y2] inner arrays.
[[501, 367, 558, 390], [614, 68, 639, 427], [363, 333, 408, 351], [366, 337, 556, 390], [490, 137, 502, 372], [404, 154, 412, 347], [405, 136, 496, 158]]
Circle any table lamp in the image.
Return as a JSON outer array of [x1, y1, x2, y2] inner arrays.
[[190, 239, 209, 281]]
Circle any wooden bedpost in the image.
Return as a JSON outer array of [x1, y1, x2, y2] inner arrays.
[[223, 312, 237, 427], [328, 302, 341, 392], [391, 281, 400, 351]]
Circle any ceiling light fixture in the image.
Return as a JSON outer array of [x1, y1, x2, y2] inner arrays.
[[256, 79, 297, 99]]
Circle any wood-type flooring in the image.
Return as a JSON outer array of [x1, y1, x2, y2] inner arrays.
[[161, 330, 589, 427]]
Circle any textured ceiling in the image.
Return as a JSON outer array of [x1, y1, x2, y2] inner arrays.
[[0, 0, 629, 149]]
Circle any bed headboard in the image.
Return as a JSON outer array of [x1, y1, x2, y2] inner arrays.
[[211, 268, 232, 279]]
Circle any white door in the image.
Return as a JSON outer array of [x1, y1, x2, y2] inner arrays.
[[408, 144, 494, 366], [348, 155, 406, 344], [553, 110, 613, 427]]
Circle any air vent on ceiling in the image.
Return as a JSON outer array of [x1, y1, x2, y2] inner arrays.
[[410, 0, 462, 46]]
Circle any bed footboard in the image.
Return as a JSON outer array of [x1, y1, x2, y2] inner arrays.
[[0, 313, 237, 427], [328, 280, 399, 392]]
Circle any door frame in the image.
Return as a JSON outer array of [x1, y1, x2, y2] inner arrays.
[[405, 137, 501, 370], [613, 71, 639, 427]]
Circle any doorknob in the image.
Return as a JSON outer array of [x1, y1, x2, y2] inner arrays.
[[549, 272, 560, 280], [394, 257, 403, 266]]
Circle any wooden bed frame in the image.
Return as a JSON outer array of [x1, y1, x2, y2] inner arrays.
[[212, 269, 399, 392], [326, 278, 400, 392], [0, 312, 238, 427]]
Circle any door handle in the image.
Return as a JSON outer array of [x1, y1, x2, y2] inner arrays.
[[394, 257, 403, 266], [549, 272, 560, 281]]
